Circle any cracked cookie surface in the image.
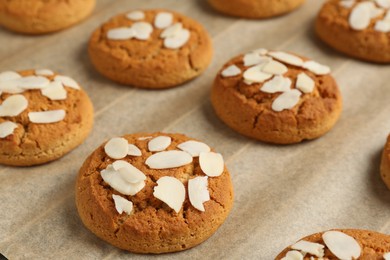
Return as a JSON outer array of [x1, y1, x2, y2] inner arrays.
[[381, 134, 390, 189], [0, 0, 95, 34], [75, 132, 234, 254], [88, 9, 213, 89]]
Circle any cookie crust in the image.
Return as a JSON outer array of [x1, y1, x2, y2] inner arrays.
[[0, 0, 95, 34], [75, 133, 234, 254], [88, 9, 213, 89], [381, 134, 390, 189]]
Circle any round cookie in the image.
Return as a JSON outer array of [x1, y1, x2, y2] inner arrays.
[[88, 9, 213, 89], [211, 48, 342, 144], [208, 0, 305, 19], [0, 0, 95, 34], [276, 229, 390, 259], [381, 133, 390, 189], [0, 70, 94, 166], [75, 133, 233, 254], [316, 0, 390, 63]]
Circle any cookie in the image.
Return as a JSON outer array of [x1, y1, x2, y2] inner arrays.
[[75, 133, 233, 254], [316, 0, 390, 63], [0, 70, 94, 166], [210, 48, 342, 144], [276, 229, 390, 259], [208, 0, 305, 19], [381, 134, 390, 189], [88, 9, 213, 89], [0, 0, 95, 34]]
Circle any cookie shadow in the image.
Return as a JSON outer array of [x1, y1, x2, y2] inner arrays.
[[368, 148, 390, 205]]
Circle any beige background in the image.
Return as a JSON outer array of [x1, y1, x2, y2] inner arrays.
[[0, 0, 390, 259]]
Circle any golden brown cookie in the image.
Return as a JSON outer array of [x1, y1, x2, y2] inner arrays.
[[276, 229, 390, 259], [88, 9, 213, 89], [75, 133, 233, 254], [0, 69, 94, 166], [211, 48, 342, 144], [316, 0, 390, 63], [381, 134, 390, 189], [0, 0, 95, 34], [208, 0, 305, 19]]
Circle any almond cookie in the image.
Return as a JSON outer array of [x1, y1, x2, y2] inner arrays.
[[0, 70, 94, 166], [276, 229, 390, 259], [0, 0, 95, 34], [211, 48, 342, 144], [75, 133, 233, 254], [381, 134, 390, 189], [316, 0, 390, 63], [88, 10, 213, 89], [208, 0, 305, 19]]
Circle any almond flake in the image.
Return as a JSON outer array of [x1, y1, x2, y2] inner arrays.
[[153, 176, 185, 213], [0, 121, 18, 138], [126, 11, 145, 21], [132, 22, 153, 40], [145, 150, 193, 169], [35, 69, 54, 76], [41, 81, 67, 100], [281, 250, 304, 260], [104, 137, 129, 159], [376, 0, 390, 8], [112, 194, 133, 215], [384, 252, 390, 260], [161, 23, 183, 38], [243, 64, 273, 84], [260, 76, 291, 93], [291, 240, 325, 258], [262, 60, 288, 75], [272, 89, 302, 112], [221, 65, 241, 77], [177, 140, 211, 157], [302, 61, 331, 75], [0, 71, 21, 82], [138, 136, 152, 140], [128, 144, 142, 156], [101, 165, 145, 195], [28, 110, 66, 123], [188, 176, 210, 212], [17, 76, 50, 89], [0, 95, 28, 117], [243, 53, 271, 67], [148, 136, 172, 152], [54, 75, 80, 90], [199, 152, 224, 177], [296, 73, 315, 94], [112, 160, 146, 183], [0, 80, 24, 94], [322, 231, 361, 260], [375, 20, 390, 32], [349, 2, 372, 30], [340, 0, 356, 8], [107, 27, 135, 40], [164, 29, 190, 49], [267, 51, 304, 67], [155, 12, 173, 29]]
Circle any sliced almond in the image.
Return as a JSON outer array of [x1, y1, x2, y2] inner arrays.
[[271, 89, 302, 112], [41, 81, 67, 100], [145, 150, 193, 169], [322, 231, 361, 260], [17, 76, 50, 89], [164, 29, 190, 49], [28, 110, 66, 123], [384, 252, 390, 260], [161, 23, 183, 38], [54, 75, 80, 90], [376, 0, 390, 8], [0, 94, 28, 117], [148, 136, 172, 152], [243, 53, 271, 67], [188, 176, 210, 212], [291, 240, 325, 257], [221, 65, 241, 77], [155, 12, 173, 29], [281, 250, 304, 260], [0, 80, 24, 94], [177, 140, 211, 157], [153, 176, 185, 213], [104, 137, 129, 159], [138, 136, 152, 140], [132, 22, 153, 40], [302, 61, 330, 75], [339, 0, 356, 8], [262, 60, 288, 75], [243, 64, 273, 84], [199, 152, 224, 177], [128, 144, 142, 156], [260, 76, 291, 94], [107, 27, 135, 40], [0, 71, 21, 82], [267, 51, 304, 67], [296, 72, 315, 94], [101, 165, 145, 195], [112, 160, 146, 183], [35, 69, 54, 76], [349, 3, 372, 30], [112, 194, 133, 215], [0, 121, 18, 138], [126, 11, 145, 21], [375, 20, 390, 32]]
